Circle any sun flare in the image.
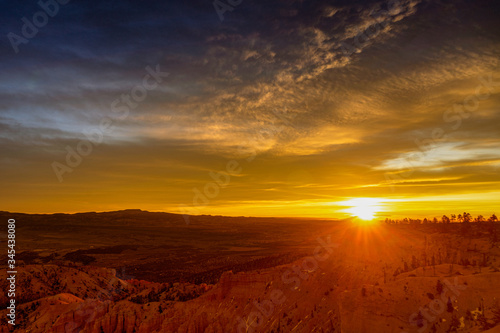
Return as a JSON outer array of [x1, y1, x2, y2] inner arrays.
[[342, 198, 384, 221]]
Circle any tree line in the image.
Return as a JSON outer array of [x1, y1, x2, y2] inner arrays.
[[385, 212, 498, 225]]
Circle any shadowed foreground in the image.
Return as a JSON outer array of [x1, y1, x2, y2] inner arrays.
[[1, 210, 500, 332]]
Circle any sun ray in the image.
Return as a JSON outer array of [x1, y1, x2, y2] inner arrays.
[[340, 198, 385, 222]]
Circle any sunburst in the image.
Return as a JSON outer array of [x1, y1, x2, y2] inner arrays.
[[341, 198, 384, 222]]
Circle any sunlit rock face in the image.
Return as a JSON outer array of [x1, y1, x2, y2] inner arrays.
[[2, 219, 500, 333]]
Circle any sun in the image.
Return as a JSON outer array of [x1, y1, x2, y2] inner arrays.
[[342, 198, 383, 221]]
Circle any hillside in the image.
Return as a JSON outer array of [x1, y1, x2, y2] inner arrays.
[[1, 211, 500, 332]]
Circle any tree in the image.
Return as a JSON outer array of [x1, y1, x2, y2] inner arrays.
[[463, 212, 472, 223], [416, 311, 425, 328], [451, 214, 456, 223], [447, 296, 453, 312], [436, 280, 443, 294], [489, 214, 498, 222]]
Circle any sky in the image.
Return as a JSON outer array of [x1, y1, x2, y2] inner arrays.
[[0, 0, 499, 219]]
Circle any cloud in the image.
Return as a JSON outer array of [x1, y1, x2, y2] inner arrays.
[[0, 0, 500, 215], [375, 141, 500, 170]]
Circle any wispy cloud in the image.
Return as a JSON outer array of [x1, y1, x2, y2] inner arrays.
[[0, 0, 499, 216]]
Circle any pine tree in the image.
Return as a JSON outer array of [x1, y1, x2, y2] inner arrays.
[[436, 280, 443, 294], [447, 297, 453, 313]]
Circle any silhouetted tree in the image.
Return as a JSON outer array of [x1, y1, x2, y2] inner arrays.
[[436, 280, 443, 294], [416, 311, 424, 328], [463, 212, 472, 223], [447, 297, 453, 312]]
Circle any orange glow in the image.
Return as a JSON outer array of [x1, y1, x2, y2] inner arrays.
[[340, 198, 384, 221]]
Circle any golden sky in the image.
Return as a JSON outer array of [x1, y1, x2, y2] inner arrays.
[[1, 0, 499, 219]]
